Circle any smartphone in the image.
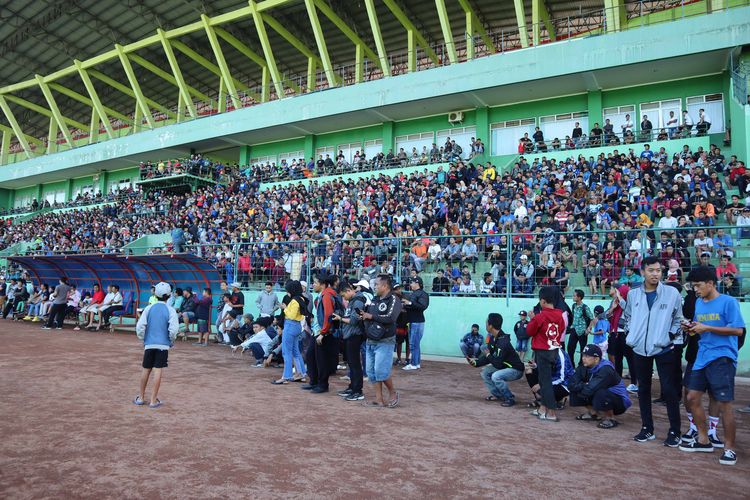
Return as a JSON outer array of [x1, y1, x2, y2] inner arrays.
[[354, 307, 363, 315]]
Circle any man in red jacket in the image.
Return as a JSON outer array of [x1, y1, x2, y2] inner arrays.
[[527, 286, 567, 422]]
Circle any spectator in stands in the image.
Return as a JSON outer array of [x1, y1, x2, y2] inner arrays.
[[459, 323, 483, 358], [621, 113, 634, 136], [666, 111, 679, 138], [458, 273, 476, 295], [570, 344, 632, 429], [512, 255, 534, 295], [467, 313, 524, 407], [696, 108, 711, 136]]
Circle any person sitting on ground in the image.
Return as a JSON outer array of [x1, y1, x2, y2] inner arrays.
[[590, 305, 610, 358], [459, 323, 484, 358], [569, 344, 632, 429], [233, 317, 278, 367], [467, 313, 524, 407], [524, 349, 575, 410], [227, 313, 255, 347]]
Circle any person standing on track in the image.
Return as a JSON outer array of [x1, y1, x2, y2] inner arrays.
[[526, 286, 567, 422], [42, 277, 71, 331], [623, 256, 684, 447], [402, 276, 429, 371], [134, 282, 179, 409]]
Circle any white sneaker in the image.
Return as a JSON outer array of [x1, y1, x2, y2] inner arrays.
[[402, 364, 418, 370], [626, 384, 638, 393]]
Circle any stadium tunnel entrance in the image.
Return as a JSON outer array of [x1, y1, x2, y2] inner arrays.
[[9, 254, 223, 313]]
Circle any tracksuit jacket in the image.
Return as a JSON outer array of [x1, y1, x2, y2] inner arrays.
[[623, 282, 683, 356]]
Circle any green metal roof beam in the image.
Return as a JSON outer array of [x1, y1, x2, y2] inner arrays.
[[47, 82, 131, 128], [157, 29, 197, 119], [457, 0, 496, 54], [46, 117, 58, 154], [1, 94, 89, 131], [249, 0, 286, 99], [0, 123, 50, 149], [73, 61, 115, 138], [382, 0, 439, 65], [202, 16, 242, 110], [87, 69, 175, 120], [532, 0, 555, 44], [127, 53, 211, 104], [363, 0, 391, 77], [304, 0, 337, 88], [214, 27, 267, 68], [35, 75, 78, 147], [312, 0, 382, 70], [0, 96, 33, 158], [115, 44, 155, 128], [604, 0, 626, 33], [435, 0, 457, 64], [513, 0, 530, 48]]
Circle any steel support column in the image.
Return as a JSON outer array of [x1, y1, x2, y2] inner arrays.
[[435, 0, 457, 64], [0, 96, 33, 158], [249, 0, 286, 98], [304, 0, 337, 88], [115, 44, 154, 128], [202, 15, 241, 110], [157, 29, 197, 118], [75, 61, 115, 138], [513, 0, 530, 48], [382, 0, 439, 65], [364, 0, 391, 77]]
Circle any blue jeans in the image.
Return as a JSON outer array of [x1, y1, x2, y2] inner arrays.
[[481, 366, 523, 400], [409, 322, 425, 366], [460, 341, 481, 358], [28, 303, 41, 316], [366, 338, 395, 382], [281, 320, 306, 380]]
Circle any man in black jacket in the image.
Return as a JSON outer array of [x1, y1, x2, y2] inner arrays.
[[333, 281, 368, 402], [431, 269, 451, 294], [467, 313, 524, 407], [402, 276, 429, 371], [361, 274, 402, 408], [569, 344, 632, 429]]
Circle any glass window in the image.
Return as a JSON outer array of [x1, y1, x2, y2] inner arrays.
[[686, 93, 724, 133], [436, 126, 476, 158], [538, 112, 588, 143], [395, 132, 434, 158], [490, 118, 535, 155]]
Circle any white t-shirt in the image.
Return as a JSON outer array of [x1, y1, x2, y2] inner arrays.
[[693, 237, 713, 250], [658, 216, 678, 229]]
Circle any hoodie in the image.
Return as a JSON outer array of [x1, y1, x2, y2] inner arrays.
[[315, 287, 338, 335], [526, 307, 566, 351], [341, 291, 367, 340], [569, 359, 632, 410]]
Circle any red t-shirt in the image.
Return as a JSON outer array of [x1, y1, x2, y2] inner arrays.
[[526, 307, 565, 351]]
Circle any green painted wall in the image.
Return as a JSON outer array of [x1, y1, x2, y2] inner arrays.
[[104, 167, 139, 192], [315, 125, 383, 151], [240, 291, 750, 376], [71, 175, 96, 194], [250, 137, 305, 161], [0, 189, 11, 211]]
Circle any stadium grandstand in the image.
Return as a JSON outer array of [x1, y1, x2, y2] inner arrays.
[[2, 0, 750, 495], [1, 1, 750, 369]]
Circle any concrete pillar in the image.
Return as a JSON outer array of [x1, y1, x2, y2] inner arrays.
[[239, 145, 251, 166], [382, 121, 394, 157], [587, 90, 603, 131], [475, 107, 489, 164], [304, 134, 315, 164]]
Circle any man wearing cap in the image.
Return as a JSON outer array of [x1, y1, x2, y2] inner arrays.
[[255, 281, 278, 317], [402, 275, 429, 371], [134, 282, 179, 408], [569, 344, 632, 429], [459, 324, 484, 358]]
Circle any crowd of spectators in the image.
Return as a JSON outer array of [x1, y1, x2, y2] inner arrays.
[[1, 140, 748, 299]]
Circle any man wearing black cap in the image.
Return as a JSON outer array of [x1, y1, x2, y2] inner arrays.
[[569, 344, 632, 429], [402, 276, 429, 371]]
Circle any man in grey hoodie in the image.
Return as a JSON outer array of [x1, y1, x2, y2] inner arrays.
[[256, 281, 280, 317], [623, 256, 684, 447]]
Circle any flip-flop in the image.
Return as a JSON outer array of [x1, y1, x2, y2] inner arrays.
[[387, 391, 400, 408], [538, 413, 559, 422], [133, 396, 145, 406], [148, 399, 162, 409], [575, 413, 600, 421], [362, 401, 384, 408], [271, 379, 289, 385], [485, 395, 502, 402], [598, 418, 619, 429]]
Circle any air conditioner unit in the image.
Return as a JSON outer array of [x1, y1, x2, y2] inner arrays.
[[448, 111, 464, 123]]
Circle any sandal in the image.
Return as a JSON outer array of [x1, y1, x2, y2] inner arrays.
[[598, 418, 619, 429], [271, 379, 289, 385], [292, 375, 307, 382], [133, 396, 145, 406], [362, 401, 384, 408], [537, 412, 559, 422], [530, 409, 542, 417], [575, 413, 600, 421], [485, 395, 502, 402], [148, 399, 162, 409], [387, 391, 400, 408], [526, 401, 541, 408]]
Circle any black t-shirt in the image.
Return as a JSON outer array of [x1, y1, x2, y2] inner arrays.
[[230, 291, 245, 312]]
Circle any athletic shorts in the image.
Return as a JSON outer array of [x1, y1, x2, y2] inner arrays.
[[682, 362, 693, 388], [687, 357, 735, 401], [142, 349, 169, 369]]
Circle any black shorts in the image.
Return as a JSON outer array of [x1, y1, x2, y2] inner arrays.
[[686, 357, 735, 401], [142, 349, 169, 369]]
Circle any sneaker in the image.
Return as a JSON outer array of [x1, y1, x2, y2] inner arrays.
[[681, 429, 698, 445], [709, 434, 724, 449], [402, 364, 417, 371], [626, 384, 638, 393], [737, 405, 750, 413], [719, 449, 737, 466], [22, 316, 32, 321], [345, 392, 365, 401], [339, 375, 351, 381], [653, 397, 666, 405], [252, 362, 264, 367], [300, 384, 317, 391], [42, 326, 51, 330], [633, 428, 656, 442], [500, 398, 516, 407], [337, 389, 353, 397], [679, 440, 714, 453], [336, 364, 347, 370], [663, 431, 681, 448], [310, 386, 328, 394], [55, 327, 62, 330]]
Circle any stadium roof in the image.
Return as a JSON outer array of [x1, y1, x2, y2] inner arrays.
[[0, 0, 685, 148]]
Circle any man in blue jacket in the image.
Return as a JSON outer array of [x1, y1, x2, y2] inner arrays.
[[134, 282, 179, 409], [569, 344, 632, 429]]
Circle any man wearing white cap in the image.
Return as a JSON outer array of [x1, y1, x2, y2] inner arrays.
[[134, 282, 179, 409]]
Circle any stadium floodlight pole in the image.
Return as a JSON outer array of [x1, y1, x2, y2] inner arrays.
[[457, 0, 496, 56], [249, 0, 286, 99], [48, 81, 132, 130], [513, 0, 530, 48], [531, 0, 556, 44], [0, 96, 33, 159], [1, 94, 89, 132], [364, 0, 391, 76], [312, 0, 384, 74], [115, 44, 155, 128], [435, 0, 458, 64], [303, 0, 337, 88], [157, 29, 198, 119], [87, 69, 177, 121], [381, 0, 439, 65], [202, 15, 241, 111], [127, 54, 212, 105], [74, 61, 116, 139]]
